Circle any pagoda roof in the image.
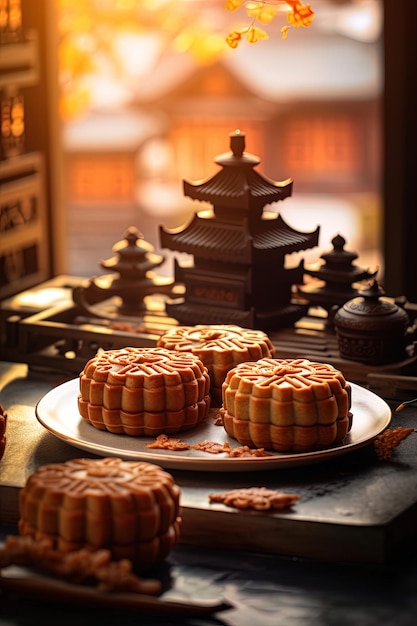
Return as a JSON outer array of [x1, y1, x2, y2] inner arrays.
[[183, 131, 293, 214], [183, 168, 293, 212], [159, 213, 320, 264]]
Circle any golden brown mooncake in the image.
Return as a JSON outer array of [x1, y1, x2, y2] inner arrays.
[[222, 358, 352, 452], [18, 457, 181, 572], [157, 324, 276, 406], [78, 347, 211, 436]]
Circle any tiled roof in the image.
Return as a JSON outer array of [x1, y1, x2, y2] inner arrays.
[[183, 168, 293, 211], [160, 213, 319, 263]]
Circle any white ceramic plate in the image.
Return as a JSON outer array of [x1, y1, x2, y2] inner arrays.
[[35, 379, 391, 472]]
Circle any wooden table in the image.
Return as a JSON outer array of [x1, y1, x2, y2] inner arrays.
[[1, 361, 417, 565]]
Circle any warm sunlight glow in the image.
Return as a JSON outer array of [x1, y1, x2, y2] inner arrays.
[[337, 1, 382, 42], [57, 0, 230, 119], [113, 33, 161, 76], [57, 1, 382, 280]]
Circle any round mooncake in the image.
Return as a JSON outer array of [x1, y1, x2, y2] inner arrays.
[[18, 457, 181, 572], [157, 324, 276, 406], [221, 358, 352, 452], [78, 347, 211, 436]]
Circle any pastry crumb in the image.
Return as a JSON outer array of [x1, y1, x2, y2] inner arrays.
[[146, 434, 190, 451], [0, 535, 161, 595], [209, 487, 299, 511], [373, 427, 415, 461], [191, 441, 272, 457]]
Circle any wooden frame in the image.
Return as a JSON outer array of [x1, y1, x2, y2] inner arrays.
[[383, 0, 417, 301]]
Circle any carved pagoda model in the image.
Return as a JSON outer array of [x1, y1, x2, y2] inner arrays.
[[159, 130, 320, 330], [298, 234, 377, 313], [73, 226, 175, 316]]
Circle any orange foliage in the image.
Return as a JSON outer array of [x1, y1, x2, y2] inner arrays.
[[226, 0, 315, 48]]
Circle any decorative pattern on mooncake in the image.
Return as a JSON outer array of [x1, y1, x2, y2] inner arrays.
[[78, 347, 211, 435], [157, 324, 276, 406], [222, 358, 352, 452], [18, 457, 181, 572]]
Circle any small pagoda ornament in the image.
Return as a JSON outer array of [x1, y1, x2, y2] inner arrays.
[[73, 226, 176, 316], [159, 130, 320, 330], [299, 233, 377, 313]]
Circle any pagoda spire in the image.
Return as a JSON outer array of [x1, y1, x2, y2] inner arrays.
[[299, 234, 377, 312], [183, 129, 293, 225], [73, 227, 176, 316]]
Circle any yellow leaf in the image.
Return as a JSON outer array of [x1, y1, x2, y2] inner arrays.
[[281, 25, 290, 40], [226, 30, 242, 48], [246, 26, 269, 44], [246, 2, 277, 25], [226, 0, 244, 12], [287, 3, 315, 28]]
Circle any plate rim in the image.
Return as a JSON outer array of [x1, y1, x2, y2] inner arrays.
[[35, 379, 392, 472]]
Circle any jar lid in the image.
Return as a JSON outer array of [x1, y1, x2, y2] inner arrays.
[[334, 280, 409, 329]]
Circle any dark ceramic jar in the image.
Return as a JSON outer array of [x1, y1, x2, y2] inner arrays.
[[333, 280, 411, 364]]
